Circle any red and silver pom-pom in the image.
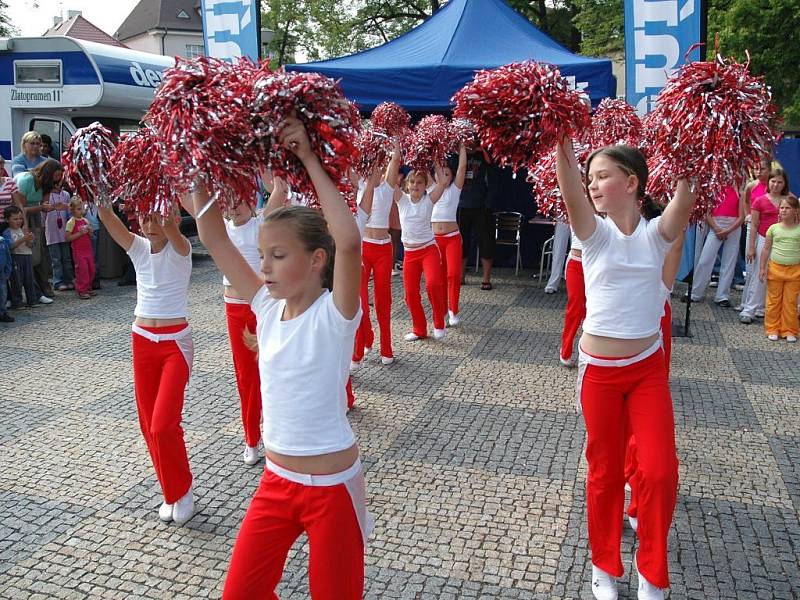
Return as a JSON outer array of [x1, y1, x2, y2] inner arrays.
[[60, 122, 116, 203], [403, 115, 449, 172], [354, 128, 392, 179], [453, 61, 590, 172], [587, 98, 643, 149], [645, 52, 780, 220], [447, 118, 476, 153], [251, 69, 361, 211], [111, 126, 179, 218], [527, 141, 591, 221], [370, 102, 411, 138], [147, 55, 259, 210]]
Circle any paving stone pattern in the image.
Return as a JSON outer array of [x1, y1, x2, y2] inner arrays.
[[1, 258, 799, 599]]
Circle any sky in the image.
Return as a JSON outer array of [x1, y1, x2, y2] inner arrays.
[[8, 0, 141, 37]]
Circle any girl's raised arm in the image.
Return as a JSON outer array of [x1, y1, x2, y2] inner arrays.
[[454, 143, 467, 189], [98, 204, 135, 252], [556, 135, 595, 240], [191, 183, 264, 303], [659, 179, 696, 243], [161, 204, 192, 257], [430, 163, 448, 204], [384, 138, 402, 191], [279, 116, 361, 319]]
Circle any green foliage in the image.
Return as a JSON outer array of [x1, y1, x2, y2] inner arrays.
[[0, 0, 17, 37], [571, 0, 623, 56]]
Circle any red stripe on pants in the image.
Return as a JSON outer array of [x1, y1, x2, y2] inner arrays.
[[346, 377, 355, 409], [403, 244, 446, 335], [355, 240, 393, 360], [560, 257, 585, 360], [580, 348, 678, 589], [73, 250, 95, 295], [225, 302, 262, 448], [131, 324, 193, 504], [435, 232, 463, 315], [223, 468, 364, 599]]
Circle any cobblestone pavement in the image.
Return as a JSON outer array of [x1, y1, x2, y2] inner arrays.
[[2, 256, 799, 599]]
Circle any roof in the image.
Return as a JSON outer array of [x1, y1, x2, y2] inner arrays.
[[43, 14, 129, 49], [288, 0, 615, 112], [115, 0, 203, 41]]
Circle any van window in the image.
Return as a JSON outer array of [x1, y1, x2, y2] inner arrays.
[[30, 119, 63, 159], [15, 61, 62, 86]]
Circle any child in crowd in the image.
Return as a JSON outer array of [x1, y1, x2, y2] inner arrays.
[[45, 177, 74, 291], [3, 205, 37, 308], [65, 198, 96, 300], [84, 200, 102, 289], [759, 196, 800, 342], [0, 230, 13, 322]]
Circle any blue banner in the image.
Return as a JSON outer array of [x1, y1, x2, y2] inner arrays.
[[201, 0, 260, 62], [624, 0, 703, 115]]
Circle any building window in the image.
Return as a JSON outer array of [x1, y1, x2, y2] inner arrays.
[[185, 44, 204, 59]]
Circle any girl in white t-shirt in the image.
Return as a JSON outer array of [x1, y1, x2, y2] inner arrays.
[[98, 201, 195, 526], [189, 117, 369, 598], [556, 138, 695, 600], [432, 143, 467, 326]]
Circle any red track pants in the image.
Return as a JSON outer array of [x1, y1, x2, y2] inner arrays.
[[354, 240, 394, 360], [131, 323, 193, 504], [225, 301, 262, 448], [223, 461, 368, 599], [578, 344, 678, 589], [73, 248, 95, 295], [560, 257, 585, 360], [403, 243, 446, 336], [435, 231, 462, 316]]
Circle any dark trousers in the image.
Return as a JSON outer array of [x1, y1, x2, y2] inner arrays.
[[457, 207, 495, 261], [10, 254, 37, 306]]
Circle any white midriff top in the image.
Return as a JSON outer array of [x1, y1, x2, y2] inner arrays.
[[251, 286, 360, 456], [364, 181, 393, 229], [223, 214, 263, 286], [431, 183, 461, 222], [570, 229, 583, 251], [397, 192, 435, 246], [581, 215, 672, 339], [127, 235, 192, 319]]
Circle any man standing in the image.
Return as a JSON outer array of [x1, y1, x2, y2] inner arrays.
[[457, 145, 494, 289]]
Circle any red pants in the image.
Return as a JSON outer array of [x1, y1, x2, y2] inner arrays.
[[346, 377, 355, 410], [560, 257, 585, 360], [579, 345, 678, 589], [223, 462, 366, 599], [225, 301, 262, 448], [354, 240, 393, 360], [131, 323, 193, 504], [435, 232, 462, 316], [73, 249, 96, 295], [403, 243, 446, 335]]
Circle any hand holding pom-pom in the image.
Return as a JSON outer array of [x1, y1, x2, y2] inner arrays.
[[447, 118, 476, 153], [61, 122, 116, 204]]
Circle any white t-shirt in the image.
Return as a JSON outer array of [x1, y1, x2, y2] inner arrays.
[[581, 215, 672, 339], [224, 214, 263, 286], [570, 229, 583, 252], [127, 235, 192, 319], [431, 183, 461, 223], [397, 193, 435, 246], [251, 286, 360, 456], [364, 181, 393, 230], [355, 206, 369, 238]]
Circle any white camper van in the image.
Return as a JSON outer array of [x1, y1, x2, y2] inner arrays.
[[0, 36, 173, 174]]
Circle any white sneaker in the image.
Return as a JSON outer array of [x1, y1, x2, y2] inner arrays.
[[158, 501, 173, 522], [350, 360, 362, 372], [432, 328, 446, 340], [391, 269, 399, 277], [734, 304, 744, 312], [172, 490, 195, 525], [544, 287, 557, 294], [38, 295, 54, 304], [404, 332, 422, 341], [559, 355, 577, 368], [768, 334, 779, 341], [628, 514, 639, 532], [364, 345, 373, 355], [448, 311, 461, 327], [243, 445, 260, 466], [636, 556, 664, 600], [591, 565, 618, 600], [380, 355, 395, 365], [787, 336, 797, 343]]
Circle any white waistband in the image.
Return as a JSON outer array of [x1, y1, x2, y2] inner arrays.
[[363, 237, 392, 245], [578, 337, 662, 368], [567, 253, 582, 263], [435, 230, 461, 239], [131, 323, 192, 343], [265, 457, 363, 487], [224, 295, 250, 305], [404, 239, 436, 252]]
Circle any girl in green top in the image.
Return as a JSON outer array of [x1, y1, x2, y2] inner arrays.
[[759, 196, 800, 342]]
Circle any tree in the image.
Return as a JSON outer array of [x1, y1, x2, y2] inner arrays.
[[0, 0, 18, 37], [571, 0, 623, 56]]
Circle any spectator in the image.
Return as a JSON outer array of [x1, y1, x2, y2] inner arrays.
[[115, 197, 137, 286], [3, 205, 37, 308], [44, 177, 74, 291], [0, 228, 12, 322], [0, 156, 17, 234], [11, 131, 47, 177], [40, 134, 54, 159], [457, 143, 495, 290], [84, 200, 102, 289], [65, 197, 96, 300]]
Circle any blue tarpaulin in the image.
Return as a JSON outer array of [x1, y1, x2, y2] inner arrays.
[[286, 0, 616, 112]]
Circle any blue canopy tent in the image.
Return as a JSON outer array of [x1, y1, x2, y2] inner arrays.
[[286, 0, 616, 112]]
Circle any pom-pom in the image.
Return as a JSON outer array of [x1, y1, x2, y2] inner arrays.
[[447, 118, 476, 153], [403, 115, 449, 172], [147, 56, 259, 210], [453, 61, 590, 172], [370, 102, 411, 138], [527, 141, 591, 221], [111, 126, 180, 217], [587, 99, 643, 148], [60, 122, 116, 203], [644, 52, 780, 220], [354, 128, 392, 179], [251, 69, 361, 210]]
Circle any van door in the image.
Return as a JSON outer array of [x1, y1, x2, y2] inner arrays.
[[28, 117, 72, 159]]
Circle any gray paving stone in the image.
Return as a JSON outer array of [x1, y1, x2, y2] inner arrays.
[[671, 377, 761, 431]]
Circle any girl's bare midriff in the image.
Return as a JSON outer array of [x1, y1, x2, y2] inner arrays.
[[267, 444, 360, 475], [580, 332, 659, 358], [364, 226, 390, 241], [570, 248, 582, 258], [224, 284, 245, 301], [134, 316, 188, 327], [432, 221, 459, 235]]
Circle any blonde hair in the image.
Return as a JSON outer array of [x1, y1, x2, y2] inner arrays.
[[21, 131, 42, 148], [404, 169, 428, 193], [69, 197, 84, 211]]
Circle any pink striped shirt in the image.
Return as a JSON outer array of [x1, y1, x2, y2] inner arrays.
[[0, 179, 17, 225]]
